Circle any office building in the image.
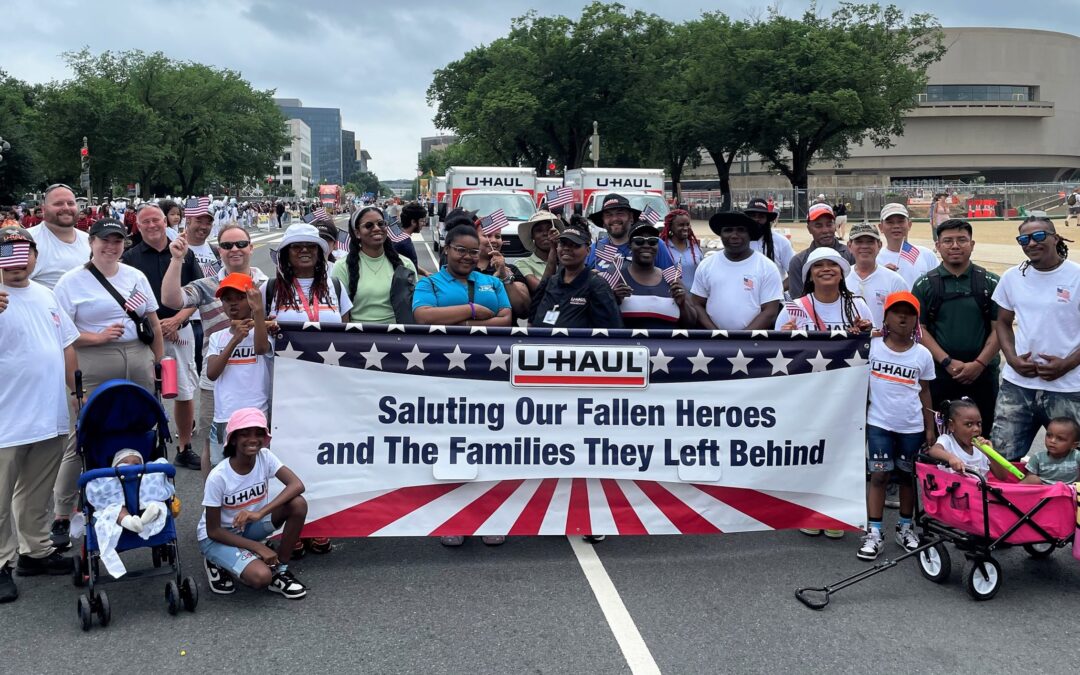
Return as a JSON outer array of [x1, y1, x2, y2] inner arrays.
[[419, 134, 458, 161], [355, 141, 371, 174], [275, 119, 312, 198], [342, 129, 356, 181], [274, 98, 344, 185]]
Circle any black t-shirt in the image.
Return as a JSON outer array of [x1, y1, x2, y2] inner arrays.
[[393, 238, 419, 267], [122, 240, 202, 321], [529, 268, 623, 329]]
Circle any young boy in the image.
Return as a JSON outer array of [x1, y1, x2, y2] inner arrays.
[[197, 408, 307, 598], [1022, 417, 1080, 484]]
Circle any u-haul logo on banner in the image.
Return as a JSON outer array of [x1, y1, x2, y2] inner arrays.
[[510, 345, 649, 388]]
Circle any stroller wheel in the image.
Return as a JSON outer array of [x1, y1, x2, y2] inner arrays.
[[963, 556, 1001, 601], [165, 580, 180, 616], [917, 542, 951, 584], [1022, 542, 1056, 560], [96, 590, 111, 627], [77, 595, 92, 632], [180, 576, 199, 612]]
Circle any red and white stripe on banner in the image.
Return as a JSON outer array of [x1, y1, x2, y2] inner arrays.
[[298, 478, 853, 538]]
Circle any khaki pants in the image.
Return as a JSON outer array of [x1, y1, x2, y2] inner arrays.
[[0, 436, 65, 567], [53, 340, 155, 518]]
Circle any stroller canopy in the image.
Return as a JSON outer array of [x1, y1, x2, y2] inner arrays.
[[77, 379, 171, 470]]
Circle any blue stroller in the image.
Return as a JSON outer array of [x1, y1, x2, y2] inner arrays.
[[71, 377, 198, 630]]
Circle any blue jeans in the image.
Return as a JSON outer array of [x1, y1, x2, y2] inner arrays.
[[866, 425, 922, 474], [991, 380, 1080, 460]]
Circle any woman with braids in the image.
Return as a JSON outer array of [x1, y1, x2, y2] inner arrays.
[[989, 213, 1080, 461], [774, 247, 873, 333], [331, 206, 417, 324], [659, 208, 702, 290], [268, 223, 352, 323], [744, 197, 795, 291]]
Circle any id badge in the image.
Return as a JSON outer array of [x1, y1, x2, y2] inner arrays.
[[543, 304, 560, 325]]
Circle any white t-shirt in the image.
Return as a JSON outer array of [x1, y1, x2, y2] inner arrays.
[[206, 330, 274, 423], [774, 294, 874, 331], [27, 224, 91, 289], [690, 251, 783, 330], [270, 276, 352, 324], [846, 266, 908, 329], [937, 433, 990, 476], [992, 260, 1080, 393], [0, 283, 79, 447], [187, 241, 220, 322], [54, 264, 159, 341], [750, 233, 796, 280], [877, 243, 937, 288], [197, 448, 283, 540], [867, 338, 936, 434]]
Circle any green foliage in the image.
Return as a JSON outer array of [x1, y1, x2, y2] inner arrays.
[[345, 170, 388, 197], [0, 71, 40, 204]]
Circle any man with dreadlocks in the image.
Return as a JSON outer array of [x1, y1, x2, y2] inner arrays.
[[990, 212, 1080, 460], [658, 208, 702, 291], [744, 197, 795, 291]]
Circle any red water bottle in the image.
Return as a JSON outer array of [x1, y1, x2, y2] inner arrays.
[[160, 356, 178, 399]]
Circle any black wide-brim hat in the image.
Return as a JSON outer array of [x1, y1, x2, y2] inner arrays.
[[588, 193, 642, 226], [744, 197, 778, 222], [708, 210, 762, 237]]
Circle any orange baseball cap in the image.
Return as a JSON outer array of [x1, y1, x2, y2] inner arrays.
[[884, 291, 920, 314], [214, 272, 255, 298]]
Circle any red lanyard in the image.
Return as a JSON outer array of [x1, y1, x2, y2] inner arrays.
[[293, 279, 320, 322]]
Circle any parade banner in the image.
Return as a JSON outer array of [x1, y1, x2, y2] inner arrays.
[[271, 324, 871, 537]]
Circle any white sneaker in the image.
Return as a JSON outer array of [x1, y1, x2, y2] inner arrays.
[[857, 529, 884, 560], [895, 524, 920, 552]]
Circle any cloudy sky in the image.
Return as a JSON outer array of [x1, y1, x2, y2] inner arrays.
[[6, 0, 1077, 180]]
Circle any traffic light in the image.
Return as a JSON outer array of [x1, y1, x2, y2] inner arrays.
[[80, 145, 89, 172], [547, 161, 557, 176]]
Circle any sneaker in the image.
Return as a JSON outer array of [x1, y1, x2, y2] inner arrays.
[[204, 558, 235, 595], [798, 529, 822, 536], [481, 535, 506, 546], [823, 529, 845, 539], [0, 565, 17, 603], [884, 483, 900, 509], [583, 535, 606, 543], [15, 551, 70, 576], [895, 524, 920, 552], [439, 536, 465, 547], [292, 539, 308, 559], [173, 445, 202, 470], [49, 518, 71, 551], [268, 569, 307, 599], [857, 529, 885, 560], [307, 537, 332, 554]]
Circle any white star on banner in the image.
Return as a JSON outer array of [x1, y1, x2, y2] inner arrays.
[[388, 324, 405, 332], [345, 323, 362, 332], [650, 348, 673, 374], [276, 341, 303, 361], [671, 329, 689, 338], [727, 349, 753, 375], [510, 326, 528, 336], [830, 328, 849, 339], [427, 325, 447, 334], [751, 330, 769, 339], [469, 326, 488, 335], [445, 345, 470, 371], [711, 330, 728, 338], [403, 344, 429, 371], [688, 349, 713, 374], [790, 329, 808, 338], [486, 345, 510, 371], [360, 343, 386, 370], [303, 321, 320, 330], [552, 328, 569, 337], [845, 350, 869, 368], [317, 342, 345, 366], [767, 350, 793, 375], [806, 350, 832, 373], [591, 329, 609, 337], [631, 329, 650, 338]]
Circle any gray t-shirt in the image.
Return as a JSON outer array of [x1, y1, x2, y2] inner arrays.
[[1025, 448, 1080, 484]]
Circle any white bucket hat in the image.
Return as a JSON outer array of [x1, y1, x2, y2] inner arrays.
[[280, 223, 329, 258], [802, 247, 851, 281]]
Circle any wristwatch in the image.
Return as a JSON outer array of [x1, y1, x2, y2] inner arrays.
[[940, 357, 953, 369]]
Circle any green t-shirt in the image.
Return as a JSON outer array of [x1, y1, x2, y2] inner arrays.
[[332, 253, 416, 323], [515, 252, 548, 280], [912, 264, 1000, 365], [1025, 448, 1080, 484]]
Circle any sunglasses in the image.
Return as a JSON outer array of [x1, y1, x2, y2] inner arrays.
[[1016, 230, 1051, 246], [448, 244, 481, 258], [218, 240, 251, 250], [359, 220, 387, 230], [631, 236, 660, 246]]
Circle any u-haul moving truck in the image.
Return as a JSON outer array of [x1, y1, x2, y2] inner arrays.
[[564, 168, 668, 225], [535, 177, 563, 208], [439, 166, 537, 257]]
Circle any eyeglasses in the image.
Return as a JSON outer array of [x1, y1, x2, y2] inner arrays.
[[218, 240, 251, 250], [631, 236, 659, 246], [1016, 230, 1051, 246], [448, 244, 481, 258]]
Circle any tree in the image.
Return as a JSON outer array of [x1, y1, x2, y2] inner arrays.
[[736, 4, 945, 214], [417, 139, 505, 176], [645, 23, 702, 204], [0, 71, 40, 204], [345, 170, 384, 197]]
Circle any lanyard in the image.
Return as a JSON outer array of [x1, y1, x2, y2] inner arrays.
[[293, 279, 320, 322]]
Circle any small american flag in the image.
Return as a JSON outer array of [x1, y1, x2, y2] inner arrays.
[[336, 229, 352, 251], [479, 209, 508, 236], [200, 259, 222, 279], [598, 257, 627, 289], [641, 205, 663, 225], [386, 225, 410, 243], [124, 288, 148, 312], [1058, 286, 1071, 302], [312, 207, 329, 222], [545, 186, 574, 209], [595, 242, 621, 264], [784, 301, 808, 321], [900, 241, 920, 265], [661, 265, 681, 285], [0, 242, 31, 269], [743, 276, 754, 291]]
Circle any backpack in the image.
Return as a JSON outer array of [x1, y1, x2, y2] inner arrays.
[[924, 264, 992, 332], [265, 276, 344, 318], [1069, 193, 1077, 206]]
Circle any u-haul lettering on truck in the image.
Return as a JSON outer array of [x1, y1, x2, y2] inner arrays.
[[510, 345, 649, 388], [464, 176, 527, 188]]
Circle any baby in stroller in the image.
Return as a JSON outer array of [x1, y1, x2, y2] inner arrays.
[[85, 449, 175, 577]]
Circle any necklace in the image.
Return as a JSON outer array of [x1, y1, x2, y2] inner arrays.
[[360, 253, 388, 274]]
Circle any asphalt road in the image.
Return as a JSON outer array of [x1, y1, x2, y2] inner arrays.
[[3, 219, 1075, 674]]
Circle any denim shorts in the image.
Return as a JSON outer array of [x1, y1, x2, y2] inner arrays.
[[208, 421, 228, 468], [198, 515, 277, 577], [991, 380, 1080, 460], [866, 424, 922, 473]]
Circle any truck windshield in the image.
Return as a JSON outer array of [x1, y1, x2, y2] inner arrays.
[[458, 193, 536, 221]]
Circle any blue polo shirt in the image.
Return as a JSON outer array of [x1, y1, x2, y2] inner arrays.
[[586, 238, 675, 272], [412, 268, 510, 314]]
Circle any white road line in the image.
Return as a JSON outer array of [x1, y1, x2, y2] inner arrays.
[[568, 536, 661, 675]]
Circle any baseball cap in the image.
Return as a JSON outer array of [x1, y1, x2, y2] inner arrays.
[[880, 203, 909, 221], [0, 226, 36, 247], [215, 272, 255, 298], [808, 203, 834, 222], [884, 291, 920, 314], [315, 221, 339, 242], [629, 220, 661, 238], [88, 218, 127, 239], [559, 222, 591, 246], [847, 222, 882, 243]]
